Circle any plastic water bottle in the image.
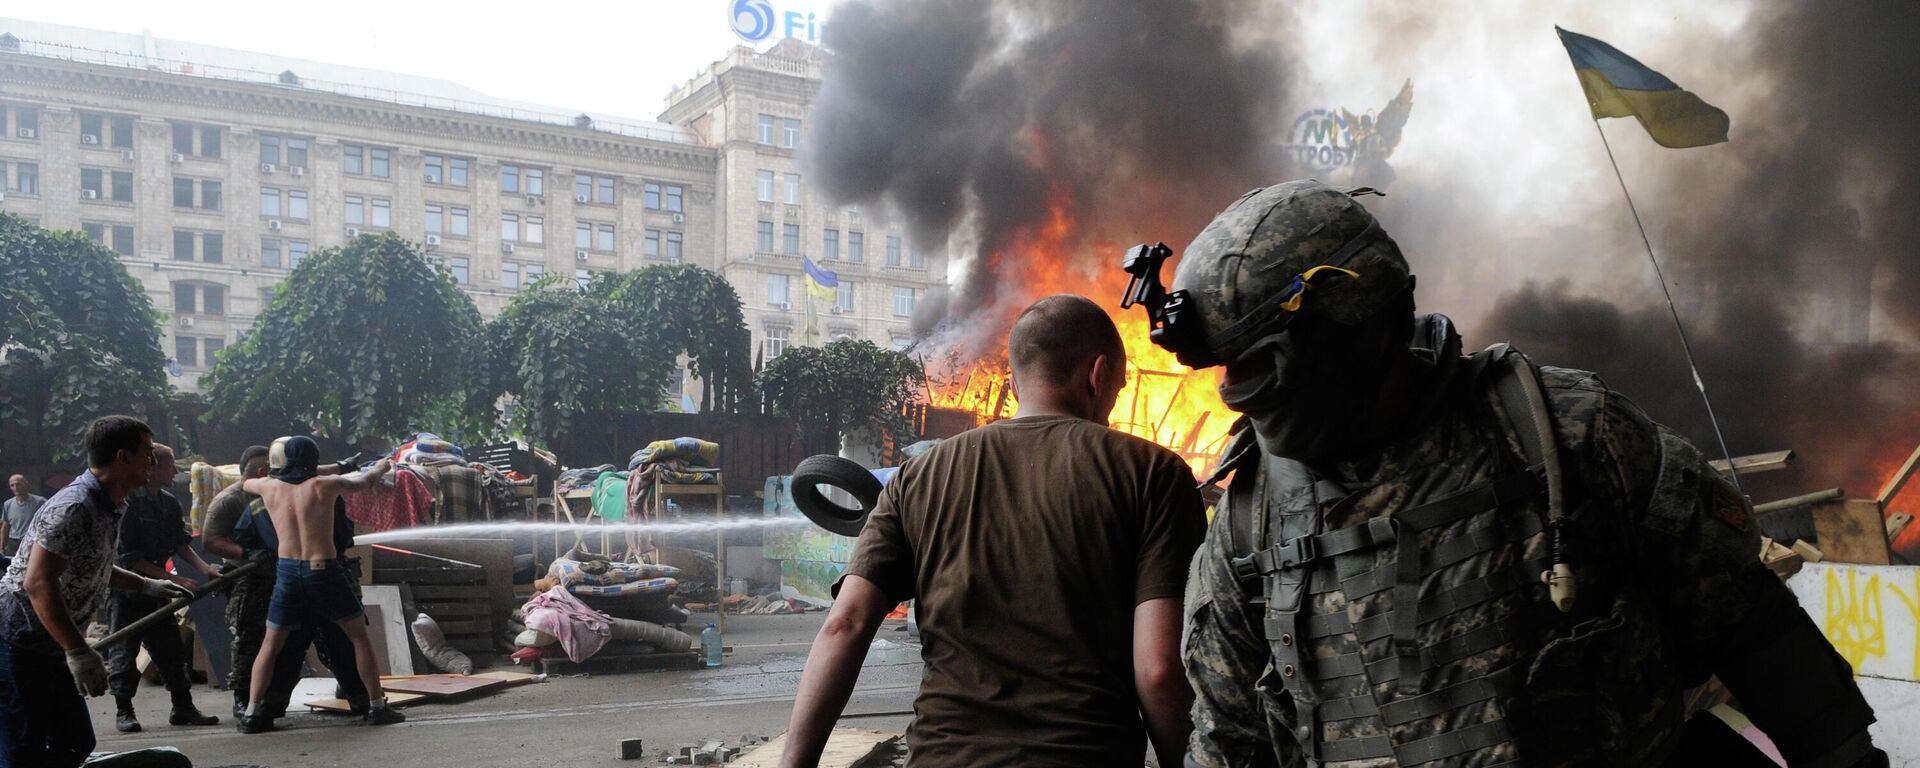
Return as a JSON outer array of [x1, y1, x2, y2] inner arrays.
[[701, 622, 723, 668]]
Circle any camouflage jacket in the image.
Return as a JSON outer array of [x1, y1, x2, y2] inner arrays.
[[1184, 353, 1781, 767]]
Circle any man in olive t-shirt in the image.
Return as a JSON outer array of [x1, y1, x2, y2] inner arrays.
[[782, 295, 1207, 768]]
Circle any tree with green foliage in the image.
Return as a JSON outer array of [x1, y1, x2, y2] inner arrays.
[[594, 266, 753, 413], [0, 214, 168, 464], [469, 264, 752, 445], [202, 233, 482, 445], [757, 339, 925, 444]]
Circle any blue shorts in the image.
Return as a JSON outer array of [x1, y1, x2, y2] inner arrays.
[[266, 558, 364, 630]]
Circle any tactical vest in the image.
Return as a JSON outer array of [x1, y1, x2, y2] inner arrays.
[[1218, 345, 1606, 766]]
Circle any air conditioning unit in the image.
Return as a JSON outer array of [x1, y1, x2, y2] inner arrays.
[[81, 189, 99, 200], [574, 249, 589, 261], [829, 305, 844, 314], [260, 163, 276, 174], [425, 234, 443, 246], [525, 195, 541, 207], [169, 153, 185, 164], [176, 316, 195, 328], [777, 302, 792, 311], [291, 166, 305, 177], [575, 194, 590, 204], [500, 242, 515, 254], [426, 173, 441, 184], [785, 206, 800, 218], [267, 219, 283, 231], [81, 134, 100, 145], [345, 227, 362, 238], [121, 150, 135, 162], [0, 193, 6, 202], [672, 213, 685, 223], [16, 128, 35, 139]]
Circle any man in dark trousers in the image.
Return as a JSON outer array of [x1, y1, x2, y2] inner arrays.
[[105, 443, 222, 732], [783, 295, 1207, 768], [0, 416, 194, 768]]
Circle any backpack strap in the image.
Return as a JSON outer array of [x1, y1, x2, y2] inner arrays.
[[1480, 343, 1575, 612]]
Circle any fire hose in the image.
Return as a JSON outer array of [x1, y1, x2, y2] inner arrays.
[[89, 561, 261, 651]]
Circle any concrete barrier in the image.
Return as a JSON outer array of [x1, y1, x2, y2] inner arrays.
[[1788, 562, 1920, 764]]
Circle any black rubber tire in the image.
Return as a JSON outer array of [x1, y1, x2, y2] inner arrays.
[[790, 455, 884, 537]]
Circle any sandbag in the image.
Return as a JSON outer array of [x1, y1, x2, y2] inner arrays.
[[411, 613, 474, 675]]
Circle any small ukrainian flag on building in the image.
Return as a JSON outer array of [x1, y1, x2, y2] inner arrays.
[[1557, 26, 1729, 148]]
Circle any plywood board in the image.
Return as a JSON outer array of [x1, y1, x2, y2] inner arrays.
[[379, 673, 508, 697], [359, 585, 413, 676], [1812, 499, 1893, 565], [732, 728, 899, 768], [374, 538, 513, 661]]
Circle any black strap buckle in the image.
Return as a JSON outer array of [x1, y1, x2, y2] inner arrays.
[[1265, 535, 1317, 571], [1229, 554, 1261, 585]]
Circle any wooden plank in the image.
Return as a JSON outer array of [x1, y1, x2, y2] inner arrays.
[[1877, 442, 1920, 506], [381, 674, 508, 697], [306, 692, 426, 713], [732, 728, 899, 768], [1812, 498, 1893, 565], [471, 670, 539, 684], [1709, 450, 1795, 476], [386, 539, 516, 653]]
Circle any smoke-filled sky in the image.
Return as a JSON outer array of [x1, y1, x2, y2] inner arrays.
[[809, 0, 1920, 503]]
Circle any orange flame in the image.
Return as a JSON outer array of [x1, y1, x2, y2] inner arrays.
[[926, 189, 1237, 476]]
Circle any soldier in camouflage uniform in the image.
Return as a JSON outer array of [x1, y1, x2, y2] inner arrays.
[[1121, 181, 1883, 767]]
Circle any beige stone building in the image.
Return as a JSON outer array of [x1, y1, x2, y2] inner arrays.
[[0, 20, 944, 399]]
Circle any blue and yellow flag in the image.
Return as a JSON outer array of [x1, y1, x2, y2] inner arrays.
[[1556, 27, 1729, 148], [802, 255, 838, 301]]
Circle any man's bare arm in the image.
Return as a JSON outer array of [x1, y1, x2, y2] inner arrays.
[[327, 458, 392, 493], [1135, 596, 1195, 768], [240, 476, 269, 495], [780, 575, 895, 768], [174, 544, 217, 579], [205, 530, 243, 560]]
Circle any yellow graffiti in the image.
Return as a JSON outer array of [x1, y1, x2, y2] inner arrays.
[[1887, 572, 1920, 681], [1823, 569, 1886, 671]]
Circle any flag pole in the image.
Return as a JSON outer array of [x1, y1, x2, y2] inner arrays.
[[1588, 118, 1742, 490]]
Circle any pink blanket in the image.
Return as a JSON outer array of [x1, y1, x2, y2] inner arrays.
[[521, 585, 611, 662]]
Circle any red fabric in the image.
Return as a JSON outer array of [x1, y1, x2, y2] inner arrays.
[[510, 646, 567, 665], [342, 468, 431, 532]]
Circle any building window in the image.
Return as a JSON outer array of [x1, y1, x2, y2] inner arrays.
[[665, 231, 682, 263], [107, 115, 132, 149], [526, 216, 544, 244], [574, 222, 591, 250], [175, 336, 196, 369], [173, 282, 225, 316], [370, 147, 391, 178], [756, 220, 774, 252], [574, 173, 591, 201], [84, 169, 133, 203], [203, 181, 222, 211], [835, 281, 855, 312], [783, 173, 800, 205], [764, 326, 790, 359], [426, 205, 444, 234], [767, 273, 790, 306], [15, 163, 36, 196], [109, 225, 133, 256], [13, 107, 39, 139], [426, 155, 444, 184], [756, 171, 774, 203], [262, 238, 282, 268], [111, 171, 132, 203], [285, 138, 308, 169], [201, 126, 221, 158], [172, 123, 194, 155], [666, 185, 684, 212], [574, 269, 591, 291], [782, 118, 800, 149], [595, 223, 615, 252], [451, 158, 470, 187], [848, 231, 865, 262], [288, 190, 308, 220], [346, 196, 365, 225], [525, 263, 544, 284], [893, 286, 916, 317], [782, 224, 800, 255], [449, 257, 470, 285], [173, 179, 219, 210], [288, 241, 309, 266], [891, 334, 912, 352], [260, 188, 281, 218], [823, 229, 839, 260], [450, 207, 469, 236], [597, 176, 614, 204], [371, 198, 390, 228], [82, 169, 103, 198], [203, 232, 224, 264], [258, 134, 278, 165], [526, 168, 545, 196], [575, 173, 615, 203], [502, 164, 520, 194], [502, 214, 520, 242], [83, 223, 131, 255], [173, 177, 193, 208], [502, 262, 521, 290], [204, 336, 225, 364], [643, 183, 660, 209], [173, 231, 194, 261], [758, 114, 775, 145], [886, 235, 902, 266], [343, 144, 364, 175], [644, 229, 660, 258]]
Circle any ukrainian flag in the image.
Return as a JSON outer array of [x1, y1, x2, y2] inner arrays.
[[1556, 27, 1729, 148], [802, 255, 838, 301]]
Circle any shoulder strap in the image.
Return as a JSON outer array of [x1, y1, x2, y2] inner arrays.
[[1477, 343, 1575, 612]]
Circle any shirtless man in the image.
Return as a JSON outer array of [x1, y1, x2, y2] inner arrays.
[[236, 435, 402, 732]]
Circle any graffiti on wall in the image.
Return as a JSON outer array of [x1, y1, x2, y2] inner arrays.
[[1796, 563, 1920, 682]]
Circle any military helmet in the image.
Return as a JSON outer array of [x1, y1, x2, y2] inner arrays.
[[1160, 180, 1412, 368]]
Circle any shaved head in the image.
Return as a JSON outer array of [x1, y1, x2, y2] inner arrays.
[[1009, 295, 1125, 387]]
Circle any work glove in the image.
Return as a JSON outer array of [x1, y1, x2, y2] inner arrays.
[[66, 647, 108, 697], [140, 576, 193, 601]]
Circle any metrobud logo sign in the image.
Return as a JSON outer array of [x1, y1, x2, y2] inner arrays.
[[729, 0, 823, 45]]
